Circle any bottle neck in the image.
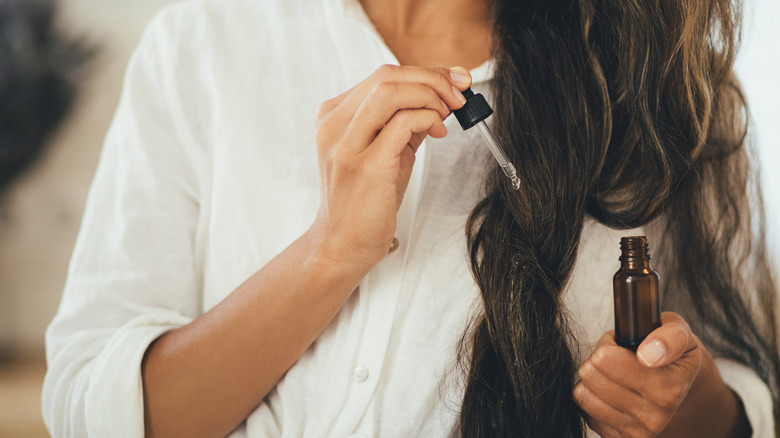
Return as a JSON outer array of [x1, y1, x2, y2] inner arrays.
[[619, 236, 652, 270]]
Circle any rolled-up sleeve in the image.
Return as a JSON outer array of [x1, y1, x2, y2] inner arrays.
[[42, 6, 209, 437], [716, 358, 776, 437]]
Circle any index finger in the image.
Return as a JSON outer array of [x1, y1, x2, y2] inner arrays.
[[637, 312, 698, 368], [343, 65, 472, 114]]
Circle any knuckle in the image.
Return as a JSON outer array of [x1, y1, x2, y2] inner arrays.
[[316, 99, 334, 121], [423, 86, 443, 106], [314, 120, 336, 152], [374, 64, 400, 79], [315, 101, 344, 150], [314, 110, 328, 133], [391, 109, 414, 126], [314, 127, 329, 153], [600, 330, 617, 346], [641, 411, 670, 435], [420, 108, 440, 124], [661, 311, 681, 323], [577, 387, 600, 413], [428, 106, 445, 120], [368, 81, 396, 101], [636, 427, 658, 438], [655, 388, 682, 410], [429, 66, 451, 77], [608, 425, 628, 438], [669, 322, 690, 342], [430, 68, 452, 90], [332, 146, 357, 170], [392, 109, 437, 131], [591, 347, 609, 368]]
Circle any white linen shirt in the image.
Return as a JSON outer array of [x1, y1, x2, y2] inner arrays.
[[42, 0, 775, 436]]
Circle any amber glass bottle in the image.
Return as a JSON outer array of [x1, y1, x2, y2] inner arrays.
[[613, 236, 661, 350]]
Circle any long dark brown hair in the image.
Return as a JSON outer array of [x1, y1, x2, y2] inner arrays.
[[459, 0, 780, 436]]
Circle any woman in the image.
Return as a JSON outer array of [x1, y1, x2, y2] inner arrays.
[[43, 0, 780, 436]]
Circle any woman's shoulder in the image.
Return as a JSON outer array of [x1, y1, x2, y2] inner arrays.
[[121, 0, 339, 111], [133, 0, 336, 87], [144, 0, 329, 48]]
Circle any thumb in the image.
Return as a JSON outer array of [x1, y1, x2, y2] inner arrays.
[[637, 312, 697, 368]]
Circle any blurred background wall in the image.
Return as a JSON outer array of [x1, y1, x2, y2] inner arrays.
[[0, 0, 177, 436], [0, 0, 777, 436], [735, 0, 780, 260], [0, 0, 180, 361]]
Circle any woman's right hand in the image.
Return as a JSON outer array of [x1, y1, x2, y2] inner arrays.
[[310, 65, 472, 269]]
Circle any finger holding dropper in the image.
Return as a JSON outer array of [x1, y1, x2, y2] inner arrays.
[[453, 88, 521, 190]]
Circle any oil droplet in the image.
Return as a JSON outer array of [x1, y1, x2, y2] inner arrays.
[[510, 175, 521, 190]]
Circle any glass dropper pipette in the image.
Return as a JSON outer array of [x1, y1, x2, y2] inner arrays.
[[453, 88, 521, 190]]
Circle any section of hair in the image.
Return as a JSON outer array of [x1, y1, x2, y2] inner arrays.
[[459, 0, 780, 436]]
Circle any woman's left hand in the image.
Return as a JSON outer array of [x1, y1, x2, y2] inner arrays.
[[574, 312, 750, 437]]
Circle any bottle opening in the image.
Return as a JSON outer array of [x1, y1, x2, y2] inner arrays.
[[619, 236, 651, 261]]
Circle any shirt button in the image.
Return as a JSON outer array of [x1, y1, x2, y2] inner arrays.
[[387, 237, 399, 255], [352, 366, 369, 383]]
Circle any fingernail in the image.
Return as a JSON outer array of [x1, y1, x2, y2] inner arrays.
[[637, 339, 666, 367], [452, 86, 466, 104], [449, 67, 471, 86]]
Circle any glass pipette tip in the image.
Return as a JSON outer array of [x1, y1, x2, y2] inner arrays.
[[452, 88, 521, 190], [475, 121, 521, 190]]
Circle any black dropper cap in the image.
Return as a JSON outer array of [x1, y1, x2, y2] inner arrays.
[[453, 88, 493, 130]]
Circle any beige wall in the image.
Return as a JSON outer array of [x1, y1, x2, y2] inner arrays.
[[0, 0, 180, 358]]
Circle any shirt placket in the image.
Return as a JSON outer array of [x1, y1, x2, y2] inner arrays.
[[320, 1, 429, 435], [320, 139, 427, 436]]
